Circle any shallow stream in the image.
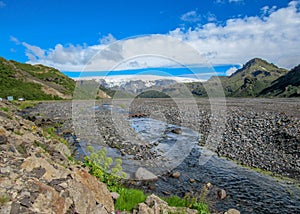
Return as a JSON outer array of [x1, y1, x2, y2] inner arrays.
[[76, 104, 300, 213]]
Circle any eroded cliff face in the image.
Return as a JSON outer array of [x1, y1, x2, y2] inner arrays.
[[0, 101, 114, 214]]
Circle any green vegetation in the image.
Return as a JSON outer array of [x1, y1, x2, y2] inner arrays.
[[0, 194, 10, 206], [73, 80, 100, 100], [17, 101, 37, 110], [46, 127, 56, 139], [11, 61, 75, 95], [114, 188, 147, 211], [41, 126, 69, 147], [83, 147, 148, 211], [260, 64, 300, 97], [137, 90, 171, 98], [99, 85, 116, 97], [16, 144, 27, 155], [34, 140, 48, 151], [0, 107, 9, 112], [84, 146, 127, 191], [186, 58, 290, 98], [163, 193, 210, 214], [0, 57, 75, 100], [84, 147, 210, 213]]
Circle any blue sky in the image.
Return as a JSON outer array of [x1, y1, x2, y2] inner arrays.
[[1, 0, 299, 78]]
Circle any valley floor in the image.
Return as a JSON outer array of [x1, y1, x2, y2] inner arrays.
[[24, 98, 300, 180]]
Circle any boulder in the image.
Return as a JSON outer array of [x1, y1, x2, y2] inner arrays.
[[171, 128, 182, 134], [70, 168, 114, 213], [135, 167, 158, 181], [137, 194, 197, 214], [111, 192, 120, 200], [225, 208, 241, 214]]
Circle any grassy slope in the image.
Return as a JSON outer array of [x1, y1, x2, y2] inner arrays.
[[259, 64, 300, 97], [228, 58, 287, 97], [186, 58, 289, 97], [0, 57, 76, 100]]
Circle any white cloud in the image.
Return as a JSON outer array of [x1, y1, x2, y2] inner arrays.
[[228, 0, 244, 3], [170, 0, 300, 68], [99, 33, 116, 45], [181, 11, 201, 22], [206, 13, 217, 22], [261, 5, 277, 16], [19, 1, 300, 71], [215, 0, 244, 4], [10, 36, 20, 44], [0, 1, 6, 8], [22, 42, 45, 61], [226, 66, 238, 76]]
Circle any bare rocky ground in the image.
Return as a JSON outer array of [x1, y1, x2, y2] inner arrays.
[[0, 101, 114, 214], [16, 98, 300, 213], [22, 98, 300, 180], [129, 98, 300, 180], [1, 101, 201, 214]]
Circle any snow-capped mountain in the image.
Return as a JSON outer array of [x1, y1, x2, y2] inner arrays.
[[76, 75, 204, 94]]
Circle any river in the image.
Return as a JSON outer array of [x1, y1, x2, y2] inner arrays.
[[73, 103, 300, 214]]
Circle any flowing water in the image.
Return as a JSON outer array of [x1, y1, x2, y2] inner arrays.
[[76, 104, 300, 214]]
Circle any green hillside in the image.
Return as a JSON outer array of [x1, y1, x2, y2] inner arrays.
[[259, 64, 300, 97], [0, 57, 75, 100], [187, 58, 289, 97], [226, 58, 288, 97]]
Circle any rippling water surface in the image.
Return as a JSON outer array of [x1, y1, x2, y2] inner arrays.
[[77, 104, 300, 213]]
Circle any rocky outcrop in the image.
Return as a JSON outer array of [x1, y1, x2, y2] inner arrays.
[[0, 101, 114, 214], [137, 194, 198, 214]]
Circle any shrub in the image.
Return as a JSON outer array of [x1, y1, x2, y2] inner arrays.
[[83, 146, 127, 191]]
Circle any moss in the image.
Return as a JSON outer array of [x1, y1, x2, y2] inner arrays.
[[0, 194, 10, 206], [0, 107, 9, 112], [34, 140, 47, 151], [17, 101, 37, 110], [16, 144, 27, 155]]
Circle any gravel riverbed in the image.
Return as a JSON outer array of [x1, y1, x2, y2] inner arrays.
[[22, 98, 300, 180], [20, 98, 300, 213]]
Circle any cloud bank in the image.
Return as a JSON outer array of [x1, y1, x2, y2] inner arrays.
[[13, 1, 300, 71]]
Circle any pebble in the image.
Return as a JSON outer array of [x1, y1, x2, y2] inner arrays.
[[217, 189, 227, 200], [189, 178, 195, 183], [171, 171, 180, 178]]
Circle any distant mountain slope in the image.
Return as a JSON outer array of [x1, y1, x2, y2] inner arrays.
[[74, 80, 112, 99], [187, 58, 289, 97], [259, 64, 300, 97], [226, 58, 288, 97], [0, 57, 75, 100]]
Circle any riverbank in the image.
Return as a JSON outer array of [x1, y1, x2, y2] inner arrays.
[[19, 98, 300, 213], [1, 100, 214, 214], [21, 98, 300, 180]]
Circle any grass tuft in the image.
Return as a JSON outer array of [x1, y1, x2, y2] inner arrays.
[[0, 194, 10, 206], [115, 188, 147, 211]]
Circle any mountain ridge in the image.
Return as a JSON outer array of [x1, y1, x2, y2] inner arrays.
[[1, 56, 299, 99], [187, 58, 294, 98], [259, 64, 300, 97]]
